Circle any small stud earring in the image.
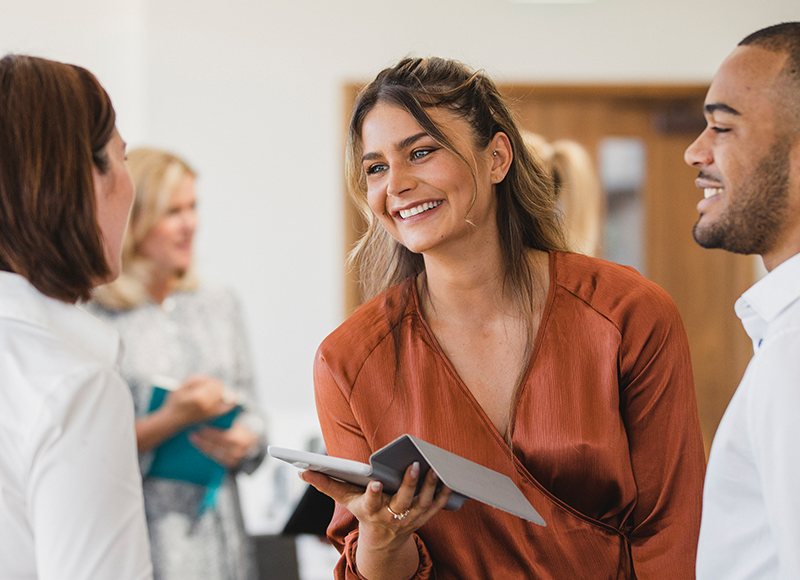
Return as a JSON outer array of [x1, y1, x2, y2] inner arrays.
[[492, 151, 498, 157]]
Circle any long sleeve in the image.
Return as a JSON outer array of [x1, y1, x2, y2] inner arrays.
[[314, 352, 434, 580], [87, 285, 261, 580], [618, 283, 705, 578]]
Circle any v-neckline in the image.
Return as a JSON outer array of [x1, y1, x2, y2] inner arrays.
[[410, 250, 559, 444]]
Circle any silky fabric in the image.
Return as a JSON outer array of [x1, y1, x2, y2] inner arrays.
[[315, 251, 704, 579]]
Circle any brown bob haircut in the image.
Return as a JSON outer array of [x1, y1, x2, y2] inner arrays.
[[0, 54, 116, 303]]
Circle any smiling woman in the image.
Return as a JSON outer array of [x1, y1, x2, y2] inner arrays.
[[303, 56, 706, 580]]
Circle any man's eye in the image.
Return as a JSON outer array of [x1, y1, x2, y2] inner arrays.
[[711, 126, 731, 133]]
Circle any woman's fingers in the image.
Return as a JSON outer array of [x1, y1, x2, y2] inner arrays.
[[168, 376, 237, 423], [189, 424, 257, 468], [387, 461, 420, 513], [300, 470, 371, 507], [398, 468, 451, 528], [364, 480, 386, 514], [301, 461, 452, 531]]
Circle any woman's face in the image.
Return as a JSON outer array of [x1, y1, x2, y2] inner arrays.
[[93, 128, 134, 283], [138, 173, 197, 278], [360, 103, 509, 257]]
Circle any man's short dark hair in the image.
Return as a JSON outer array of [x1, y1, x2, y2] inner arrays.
[[740, 23, 800, 132], [0, 55, 116, 302]]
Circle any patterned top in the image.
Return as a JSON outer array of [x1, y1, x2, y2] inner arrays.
[[89, 285, 267, 580]]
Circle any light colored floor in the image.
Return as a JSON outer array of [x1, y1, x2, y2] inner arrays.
[[297, 535, 340, 580]]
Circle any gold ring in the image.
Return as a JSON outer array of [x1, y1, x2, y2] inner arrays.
[[387, 505, 410, 521]]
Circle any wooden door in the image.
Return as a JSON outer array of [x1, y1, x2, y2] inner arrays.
[[342, 84, 753, 453]]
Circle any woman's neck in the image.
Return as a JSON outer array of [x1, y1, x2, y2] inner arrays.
[[146, 270, 178, 305], [420, 238, 510, 320], [419, 244, 549, 324]]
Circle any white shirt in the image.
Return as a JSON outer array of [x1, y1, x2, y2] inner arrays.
[[697, 252, 800, 580], [0, 272, 152, 580]]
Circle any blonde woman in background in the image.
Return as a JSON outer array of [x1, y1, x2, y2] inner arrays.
[[521, 131, 603, 257], [90, 148, 267, 580]]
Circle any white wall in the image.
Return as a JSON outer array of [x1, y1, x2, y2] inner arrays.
[[4, 0, 800, 533], [0, 0, 148, 143], [137, 0, 800, 457]]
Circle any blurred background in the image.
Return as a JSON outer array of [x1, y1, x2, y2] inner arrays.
[[3, 0, 800, 576]]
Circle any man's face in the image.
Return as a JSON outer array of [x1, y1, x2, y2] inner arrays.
[[684, 46, 795, 262]]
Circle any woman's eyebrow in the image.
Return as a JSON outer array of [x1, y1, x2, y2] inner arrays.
[[396, 132, 429, 151], [362, 132, 430, 163]]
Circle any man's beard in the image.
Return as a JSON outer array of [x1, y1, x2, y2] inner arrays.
[[693, 137, 792, 255]]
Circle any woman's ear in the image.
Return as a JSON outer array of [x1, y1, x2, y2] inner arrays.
[[489, 132, 513, 184]]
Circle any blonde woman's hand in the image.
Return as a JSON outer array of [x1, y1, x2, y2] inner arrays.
[[162, 374, 237, 429], [301, 462, 451, 580], [189, 422, 258, 469]]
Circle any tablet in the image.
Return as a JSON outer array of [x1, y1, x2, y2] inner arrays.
[[268, 446, 376, 489], [269, 435, 545, 524]]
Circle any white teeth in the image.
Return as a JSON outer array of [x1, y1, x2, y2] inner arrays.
[[399, 200, 442, 219], [704, 187, 723, 199]]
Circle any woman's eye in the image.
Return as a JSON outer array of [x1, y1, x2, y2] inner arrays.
[[365, 163, 387, 176], [711, 126, 731, 134], [411, 148, 435, 161]]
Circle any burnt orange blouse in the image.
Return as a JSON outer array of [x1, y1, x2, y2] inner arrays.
[[314, 251, 705, 579]]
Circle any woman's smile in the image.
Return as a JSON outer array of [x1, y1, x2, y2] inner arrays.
[[396, 200, 443, 220]]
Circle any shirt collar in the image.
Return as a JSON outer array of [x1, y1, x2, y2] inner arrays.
[[0, 271, 122, 367], [735, 252, 800, 348]]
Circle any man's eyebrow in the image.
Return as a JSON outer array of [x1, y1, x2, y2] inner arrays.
[[362, 132, 430, 163], [705, 103, 741, 116]]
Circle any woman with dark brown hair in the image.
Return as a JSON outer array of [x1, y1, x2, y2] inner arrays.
[[302, 57, 705, 579], [0, 55, 152, 580]]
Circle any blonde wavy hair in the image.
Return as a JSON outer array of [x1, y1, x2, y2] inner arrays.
[[521, 131, 603, 257], [92, 148, 198, 310]]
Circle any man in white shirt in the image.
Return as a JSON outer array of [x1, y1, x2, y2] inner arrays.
[[684, 22, 800, 580]]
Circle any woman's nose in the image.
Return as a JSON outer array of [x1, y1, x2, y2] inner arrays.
[[386, 167, 415, 197], [182, 209, 197, 232]]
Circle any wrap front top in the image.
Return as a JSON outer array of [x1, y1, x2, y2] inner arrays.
[[315, 251, 704, 579]]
